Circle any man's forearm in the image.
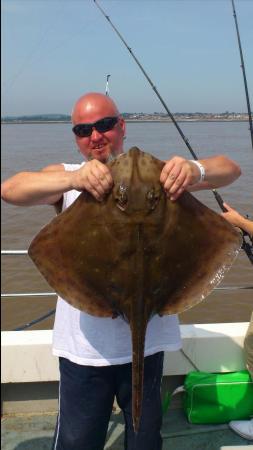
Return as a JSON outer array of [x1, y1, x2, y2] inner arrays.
[[1, 169, 73, 206], [1, 159, 114, 206], [190, 155, 241, 190]]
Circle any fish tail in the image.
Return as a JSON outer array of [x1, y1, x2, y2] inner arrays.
[[130, 317, 148, 433]]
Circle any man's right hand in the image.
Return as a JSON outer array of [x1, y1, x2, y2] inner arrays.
[[72, 160, 113, 201]]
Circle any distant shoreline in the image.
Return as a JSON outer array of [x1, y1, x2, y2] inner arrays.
[[1, 118, 248, 125]]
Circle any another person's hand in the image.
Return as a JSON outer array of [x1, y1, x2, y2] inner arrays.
[[72, 160, 113, 201], [221, 203, 244, 228], [222, 202, 253, 236], [160, 156, 202, 201]]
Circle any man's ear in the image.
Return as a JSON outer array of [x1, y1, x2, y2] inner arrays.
[[119, 117, 126, 137]]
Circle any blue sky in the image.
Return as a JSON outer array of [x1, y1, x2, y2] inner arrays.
[[1, 0, 253, 116]]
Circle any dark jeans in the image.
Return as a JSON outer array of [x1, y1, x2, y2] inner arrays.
[[52, 352, 164, 450]]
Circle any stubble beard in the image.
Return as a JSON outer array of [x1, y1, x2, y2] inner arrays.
[[87, 143, 118, 164]]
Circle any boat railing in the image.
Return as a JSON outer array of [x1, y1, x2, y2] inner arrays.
[[2, 249, 253, 331], [1, 250, 57, 330]]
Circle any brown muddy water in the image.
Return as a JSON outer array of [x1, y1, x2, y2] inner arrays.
[[1, 122, 252, 331]]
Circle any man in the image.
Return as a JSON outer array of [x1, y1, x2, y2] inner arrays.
[[1, 92, 241, 450], [222, 203, 253, 441]]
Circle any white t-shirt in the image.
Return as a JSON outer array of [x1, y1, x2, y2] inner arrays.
[[52, 162, 182, 366]]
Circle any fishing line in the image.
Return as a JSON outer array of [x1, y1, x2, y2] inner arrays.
[[231, 0, 253, 151], [13, 308, 56, 331], [93, 0, 253, 264], [3, 1, 66, 92]]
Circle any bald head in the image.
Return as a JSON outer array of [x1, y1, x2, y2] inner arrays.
[[72, 92, 120, 124], [71, 92, 126, 162]]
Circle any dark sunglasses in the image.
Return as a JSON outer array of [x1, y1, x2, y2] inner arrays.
[[72, 116, 119, 138]]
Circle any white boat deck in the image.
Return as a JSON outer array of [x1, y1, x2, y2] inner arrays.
[[1, 322, 252, 449], [2, 405, 253, 450]]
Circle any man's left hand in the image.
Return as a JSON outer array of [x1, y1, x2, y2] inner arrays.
[[160, 156, 201, 201]]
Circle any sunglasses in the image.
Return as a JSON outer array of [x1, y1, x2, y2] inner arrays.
[[72, 116, 119, 138]]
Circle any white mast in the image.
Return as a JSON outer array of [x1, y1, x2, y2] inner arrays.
[[105, 74, 111, 96]]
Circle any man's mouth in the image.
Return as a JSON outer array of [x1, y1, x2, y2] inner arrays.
[[92, 144, 106, 151], [88, 143, 114, 162], [88, 144, 110, 162]]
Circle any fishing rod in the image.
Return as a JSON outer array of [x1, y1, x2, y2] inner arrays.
[[93, 0, 253, 264], [94, 1, 223, 204], [230, 0, 253, 259], [231, 0, 253, 151]]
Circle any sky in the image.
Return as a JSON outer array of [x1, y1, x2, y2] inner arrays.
[[1, 0, 253, 116]]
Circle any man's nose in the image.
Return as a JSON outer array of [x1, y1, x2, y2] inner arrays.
[[90, 127, 103, 140]]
